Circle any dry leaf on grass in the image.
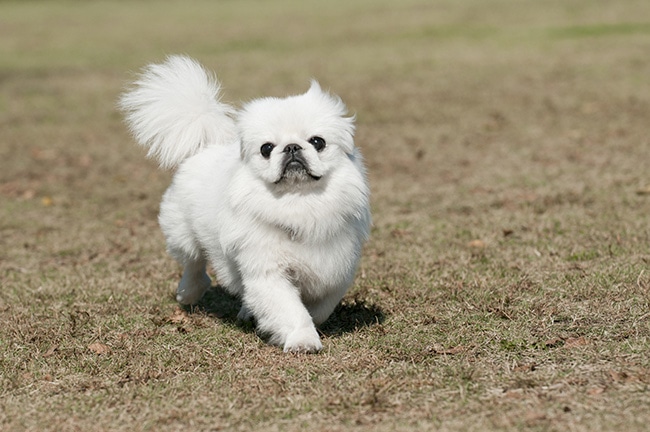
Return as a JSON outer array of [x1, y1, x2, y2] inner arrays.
[[513, 362, 537, 372], [88, 343, 111, 355], [542, 337, 564, 349], [390, 228, 411, 238], [608, 370, 636, 383], [564, 336, 589, 348], [42, 345, 58, 358], [587, 386, 605, 396], [169, 307, 189, 324], [426, 344, 466, 355], [468, 239, 486, 249], [636, 186, 650, 195]]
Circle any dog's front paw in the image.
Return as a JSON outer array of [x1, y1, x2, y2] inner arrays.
[[283, 326, 322, 353]]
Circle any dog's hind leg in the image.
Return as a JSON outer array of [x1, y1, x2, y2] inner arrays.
[[176, 257, 211, 305], [306, 288, 347, 326]]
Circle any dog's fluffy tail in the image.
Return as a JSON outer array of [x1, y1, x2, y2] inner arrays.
[[119, 55, 237, 169]]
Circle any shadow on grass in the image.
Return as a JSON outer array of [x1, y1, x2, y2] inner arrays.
[[320, 297, 385, 337], [184, 286, 385, 336], [184, 286, 242, 324]]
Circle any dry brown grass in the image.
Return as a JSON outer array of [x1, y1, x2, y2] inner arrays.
[[1, 0, 650, 430]]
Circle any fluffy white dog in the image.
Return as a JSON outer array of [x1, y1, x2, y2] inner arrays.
[[119, 56, 370, 353]]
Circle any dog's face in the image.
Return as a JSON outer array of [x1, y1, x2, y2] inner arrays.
[[238, 82, 355, 186]]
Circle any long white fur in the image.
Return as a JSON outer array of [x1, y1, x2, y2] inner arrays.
[[120, 55, 370, 353], [119, 55, 237, 169]]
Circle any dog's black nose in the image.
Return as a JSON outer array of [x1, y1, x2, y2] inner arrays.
[[283, 144, 302, 154]]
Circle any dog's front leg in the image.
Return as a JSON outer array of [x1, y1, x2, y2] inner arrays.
[[241, 273, 322, 353]]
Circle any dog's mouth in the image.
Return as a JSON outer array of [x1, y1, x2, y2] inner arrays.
[[275, 155, 321, 184]]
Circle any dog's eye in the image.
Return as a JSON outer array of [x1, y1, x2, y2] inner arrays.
[[260, 142, 275, 158], [308, 136, 326, 152]]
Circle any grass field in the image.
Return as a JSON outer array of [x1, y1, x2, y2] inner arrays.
[[1, 0, 650, 430]]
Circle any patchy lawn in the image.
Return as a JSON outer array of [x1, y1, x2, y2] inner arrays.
[[1, 0, 649, 430]]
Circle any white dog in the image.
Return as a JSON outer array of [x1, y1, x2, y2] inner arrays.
[[120, 56, 370, 353]]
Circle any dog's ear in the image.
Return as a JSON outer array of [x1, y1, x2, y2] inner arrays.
[[335, 113, 356, 155], [307, 81, 356, 155], [307, 80, 323, 95]]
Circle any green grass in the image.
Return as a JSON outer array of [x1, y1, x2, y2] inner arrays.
[[2, 0, 650, 430]]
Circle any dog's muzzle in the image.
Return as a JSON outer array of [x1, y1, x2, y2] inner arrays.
[[277, 144, 321, 182]]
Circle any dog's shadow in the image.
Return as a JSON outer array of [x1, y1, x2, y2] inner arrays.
[[186, 285, 385, 336]]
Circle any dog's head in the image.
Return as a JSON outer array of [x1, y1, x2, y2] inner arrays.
[[237, 81, 355, 187]]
